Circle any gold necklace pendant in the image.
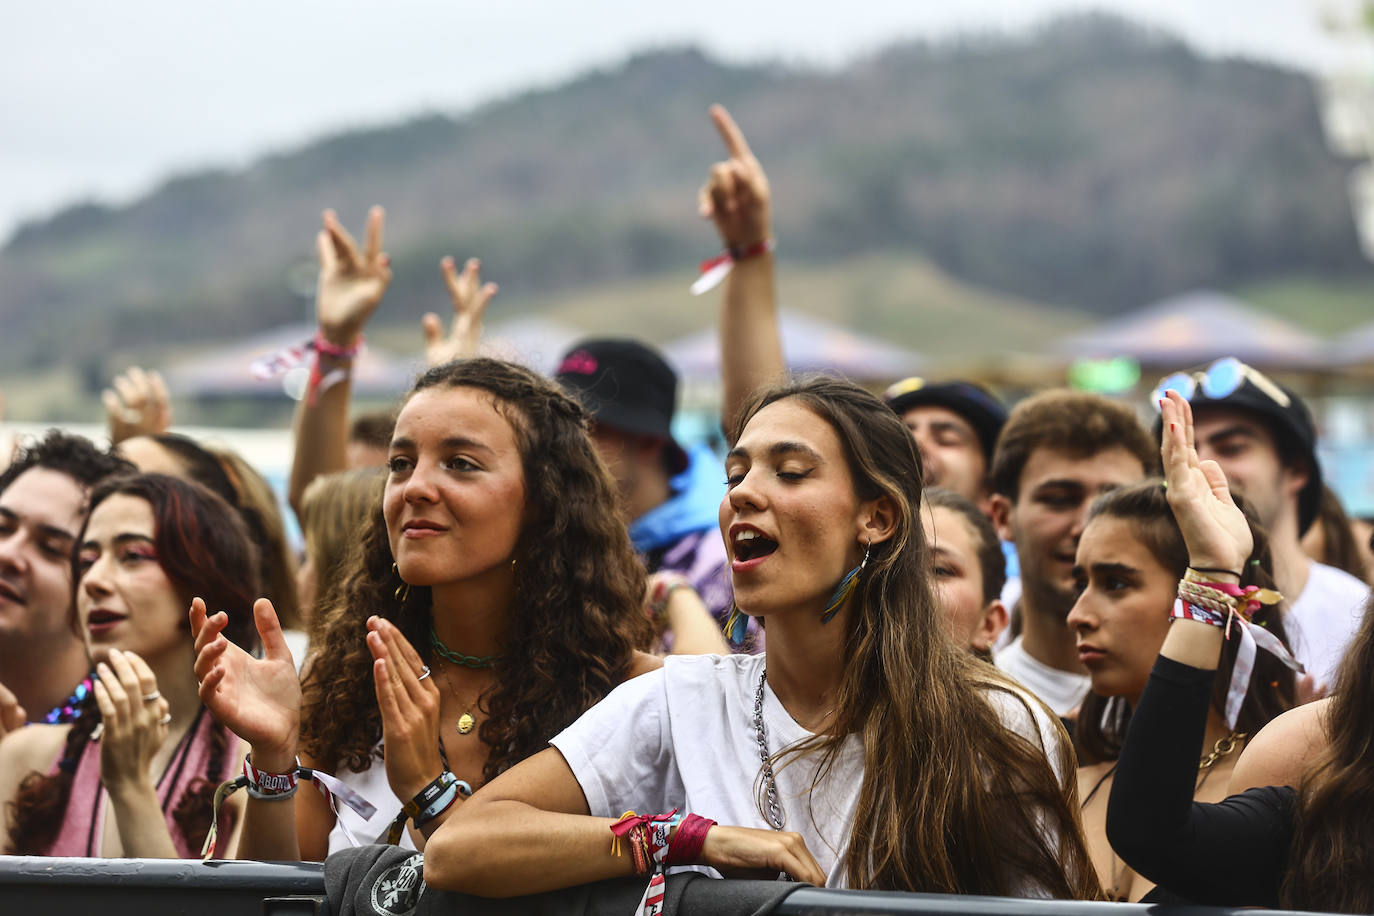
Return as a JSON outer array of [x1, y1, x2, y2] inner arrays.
[[457, 713, 475, 735]]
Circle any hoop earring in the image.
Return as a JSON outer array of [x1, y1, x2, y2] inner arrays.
[[392, 562, 410, 603], [820, 540, 870, 625]]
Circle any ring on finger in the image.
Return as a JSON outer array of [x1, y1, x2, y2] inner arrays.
[[142, 690, 161, 703], [158, 713, 172, 726], [417, 665, 431, 681]]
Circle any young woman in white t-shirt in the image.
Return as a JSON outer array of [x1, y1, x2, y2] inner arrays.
[[425, 377, 1100, 898]]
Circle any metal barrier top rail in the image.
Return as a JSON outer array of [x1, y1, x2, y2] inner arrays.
[[0, 856, 1335, 916]]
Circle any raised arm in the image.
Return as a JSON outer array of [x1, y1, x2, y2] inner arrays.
[[423, 256, 498, 367], [103, 367, 173, 445], [700, 105, 783, 438], [288, 207, 392, 519]]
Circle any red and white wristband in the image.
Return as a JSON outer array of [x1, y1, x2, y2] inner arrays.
[[690, 238, 775, 295]]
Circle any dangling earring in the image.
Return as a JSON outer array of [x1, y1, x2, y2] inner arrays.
[[392, 562, 410, 603], [722, 603, 750, 645], [820, 541, 870, 625]]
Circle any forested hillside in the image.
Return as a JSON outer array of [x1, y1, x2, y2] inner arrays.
[[2, 13, 1366, 379]]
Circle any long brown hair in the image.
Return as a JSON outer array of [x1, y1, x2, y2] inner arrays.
[[734, 377, 1100, 897], [300, 358, 650, 782], [1075, 480, 1295, 765], [1284, 591, 1374, 912], [6, 474, 259, 854]]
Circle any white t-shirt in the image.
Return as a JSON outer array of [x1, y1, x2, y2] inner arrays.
[[1286, 561, 1370, 691], [551, 652, 1069, 891], [326, 750, 416, 854], [994, 636, 1090, 717]]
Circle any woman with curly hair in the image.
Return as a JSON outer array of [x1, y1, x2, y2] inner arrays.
[[191, 357, 656, 860], [424, 376, 1100, 897], [0, 474, 260, 857]]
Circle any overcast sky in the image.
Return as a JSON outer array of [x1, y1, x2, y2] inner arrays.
[[1, 0, 1359, 240]]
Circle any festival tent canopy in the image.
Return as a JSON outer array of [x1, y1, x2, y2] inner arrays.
[[662, 310, 925, 382], [1052, 290, 1325, 369], [1327, 319, 1374, 365]]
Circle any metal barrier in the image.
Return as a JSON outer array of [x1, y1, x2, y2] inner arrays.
[[0, 856, 1334, 916]]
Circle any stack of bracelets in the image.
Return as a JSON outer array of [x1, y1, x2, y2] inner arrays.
[[611, 809, 717, 916], [202, 754, 377, 860], [386, 771, 473, 844], [1170, 566, 1301, 729], [1171, 567, 1282, 635]]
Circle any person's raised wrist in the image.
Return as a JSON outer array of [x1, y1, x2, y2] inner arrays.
[[1185, 559, 1242, 585], [316, 323, 362, 350], [249, 743, 298, 777]]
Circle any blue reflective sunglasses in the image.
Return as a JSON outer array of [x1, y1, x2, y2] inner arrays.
[[1149, 357, 1291, 410]]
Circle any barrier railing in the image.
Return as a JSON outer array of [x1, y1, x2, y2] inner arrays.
[[0, 856, 1333, 916]]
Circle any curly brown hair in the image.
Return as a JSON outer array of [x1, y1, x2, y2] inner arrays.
[[300, 358, 650, 783]]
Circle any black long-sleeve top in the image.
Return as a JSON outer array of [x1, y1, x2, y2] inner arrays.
[[1106, 656, 1296, 907]]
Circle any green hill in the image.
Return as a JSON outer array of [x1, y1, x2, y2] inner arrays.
[[2, 12, 1369, 401]]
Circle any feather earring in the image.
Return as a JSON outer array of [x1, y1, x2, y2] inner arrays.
[[819, 541, 870, 625], [722, 604, 750, 645]]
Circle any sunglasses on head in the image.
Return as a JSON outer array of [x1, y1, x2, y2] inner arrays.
[[1149, 357, 1290, 411]]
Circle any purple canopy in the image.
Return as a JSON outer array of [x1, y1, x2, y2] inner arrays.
[[1053, 290, 1324, 369], [663, 310, 925, 382]]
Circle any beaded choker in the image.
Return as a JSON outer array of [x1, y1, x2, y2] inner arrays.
[[429, 627, 500, 670]]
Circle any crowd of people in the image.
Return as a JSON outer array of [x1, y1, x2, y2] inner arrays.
[[0, 104, 1372, 912]]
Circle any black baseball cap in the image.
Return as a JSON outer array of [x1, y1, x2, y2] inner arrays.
[[555, 338, 689, 475], [883, 377, 1008, 463], [1151, 358, 1322, 535]]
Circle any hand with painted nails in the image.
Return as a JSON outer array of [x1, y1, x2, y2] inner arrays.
[[367, 616, 444, 803], [698, 104, 772, 249], [191, 597, 301, 773], [102, 366, 173, 445], [424, 257, 498, 367], [315, 206, 393, 348], [1159, 390, 1251, 575], [92, 649, 170, 792]]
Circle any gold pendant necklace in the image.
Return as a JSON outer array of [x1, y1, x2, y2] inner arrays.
[[438, 661, 480, 736]]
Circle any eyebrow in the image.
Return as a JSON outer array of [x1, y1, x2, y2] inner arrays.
[[1032, 479, 1088, 493], [0, 507, 78, 544], [926, 420, 974, 438], [1200, 424, 1262, 445], [726, 441, 824, 464], [81, 532, 155, 551], [1073, 561, 1138, 579], [389, 436, 495, 454]]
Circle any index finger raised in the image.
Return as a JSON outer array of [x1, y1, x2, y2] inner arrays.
[[710, 104, 754, 162]]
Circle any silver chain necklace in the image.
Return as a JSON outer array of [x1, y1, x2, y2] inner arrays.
[[753, 668, 785, 830]]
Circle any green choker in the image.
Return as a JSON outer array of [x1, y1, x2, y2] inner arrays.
[[429, 627, 500, 670]]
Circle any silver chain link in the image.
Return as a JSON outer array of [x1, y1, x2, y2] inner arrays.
[[753, 668, 785, 831]]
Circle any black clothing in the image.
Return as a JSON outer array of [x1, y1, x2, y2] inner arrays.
[[1107, 656, 1296, 907]]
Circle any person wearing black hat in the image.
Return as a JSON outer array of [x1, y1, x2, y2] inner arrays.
[[1151, 358, 1369, 693], [883, 377, 1007, 514], [556, 339, 755, 654]]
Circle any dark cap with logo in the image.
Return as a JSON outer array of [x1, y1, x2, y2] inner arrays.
[[883, 377, 1008, 463], [555, 338, 689, 475]]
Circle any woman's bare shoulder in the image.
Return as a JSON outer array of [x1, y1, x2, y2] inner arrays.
[[1228, 698, 1331, 794], [626, 651, 664, 680], [0, 723, 69, 771]]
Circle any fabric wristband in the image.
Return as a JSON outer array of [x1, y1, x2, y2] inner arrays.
[[690, 238, 776, 295], [665, 812, 716, 866]]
